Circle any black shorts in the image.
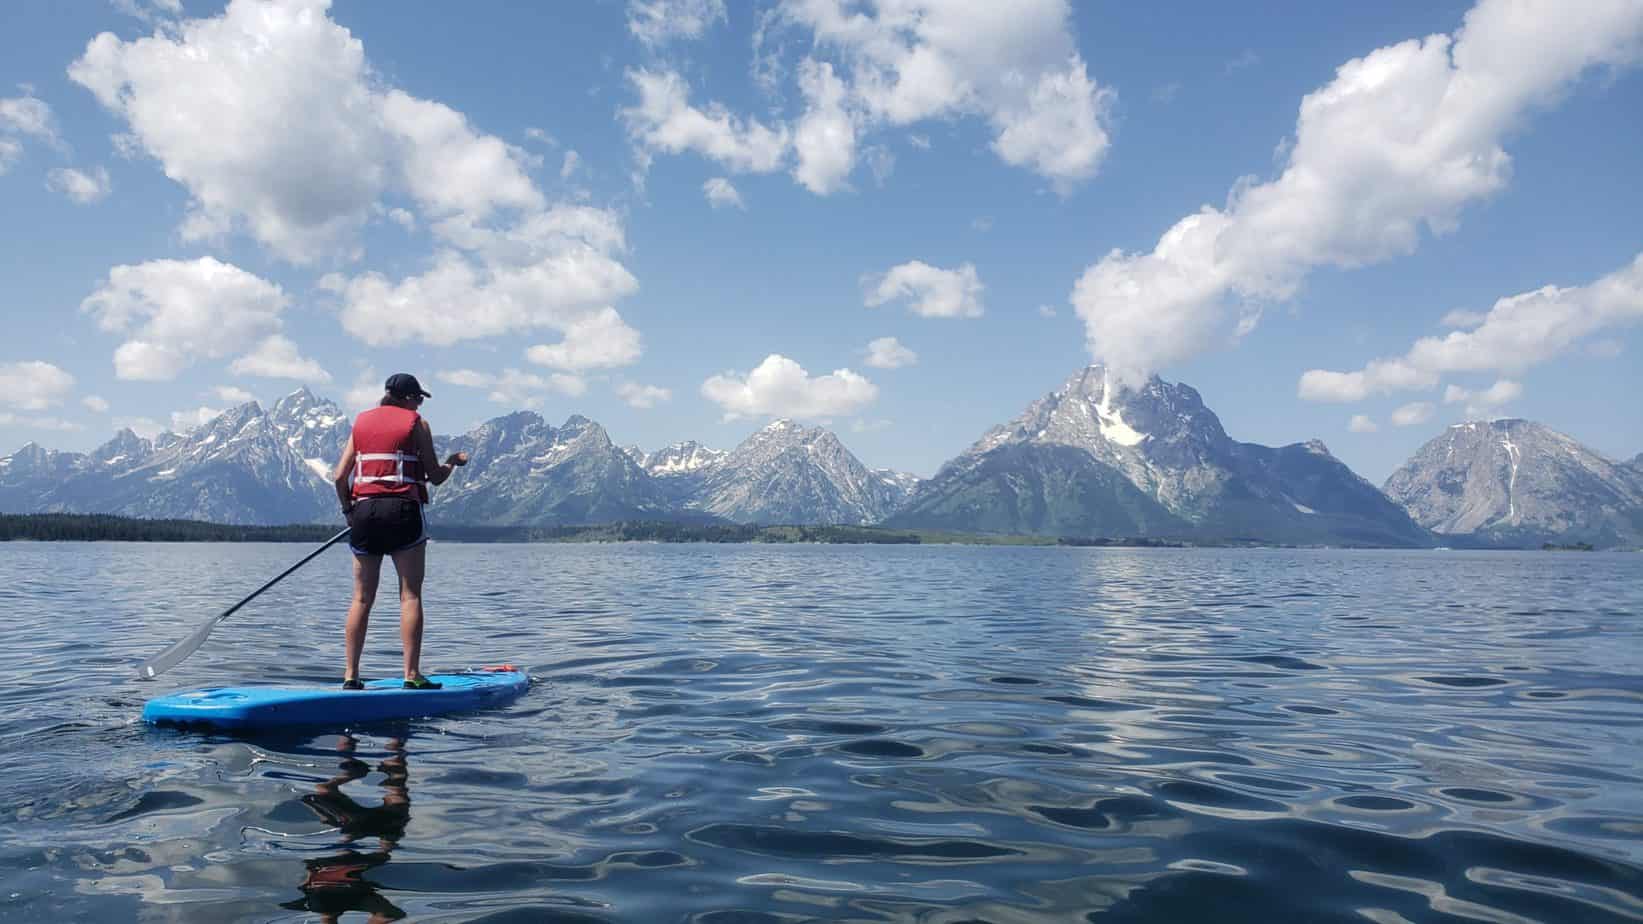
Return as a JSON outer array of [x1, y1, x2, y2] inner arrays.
[[348, 496, 426, 556]]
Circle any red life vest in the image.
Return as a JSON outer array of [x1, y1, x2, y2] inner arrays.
[[350, 405, 429, 503]]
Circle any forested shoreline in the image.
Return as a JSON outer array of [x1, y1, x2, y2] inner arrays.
[[0, 513, 1188, 546]]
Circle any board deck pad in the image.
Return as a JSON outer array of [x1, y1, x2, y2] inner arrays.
[[142, 668, 529, 730]]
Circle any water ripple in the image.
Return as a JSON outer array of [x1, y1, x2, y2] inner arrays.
[[1, 544, 1640, 920]]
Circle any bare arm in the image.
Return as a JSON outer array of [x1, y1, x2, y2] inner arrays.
[[332, 433, 356, 511], [414, 419, 467, 486]]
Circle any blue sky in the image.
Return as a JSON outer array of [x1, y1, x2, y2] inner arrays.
[[2, 0, 1640, 483]]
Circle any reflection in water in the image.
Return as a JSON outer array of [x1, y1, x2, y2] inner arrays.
[[281, 735, 410, 923]]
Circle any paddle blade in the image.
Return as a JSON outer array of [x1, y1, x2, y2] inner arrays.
[[135, 615, 222, 680]]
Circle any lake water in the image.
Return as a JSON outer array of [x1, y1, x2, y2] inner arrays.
[[0, 543, 1639, 922]]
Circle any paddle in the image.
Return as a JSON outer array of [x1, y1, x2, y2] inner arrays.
[[135, 527, 353, 680]]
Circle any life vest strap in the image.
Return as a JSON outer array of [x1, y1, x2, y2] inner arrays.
[[355, 451, 420, 484]]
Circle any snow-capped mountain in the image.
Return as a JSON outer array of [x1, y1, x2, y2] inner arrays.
[[687, 419, 907, 525], [630, 439, 727, 503], [1384, 419, 1643, 547], [0, 443, 88, 511], [0, 393, 353, 525], [0, 392, 909, 528], [890, 366, 1429, 545], [872, 469, 922, 509], [433, 413, 681, 525], [270, 386, 352, 478], [643, 440, 728, 477]]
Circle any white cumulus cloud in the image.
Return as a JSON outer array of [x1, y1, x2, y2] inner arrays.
[[1444, 378, 1523, 417], [67, 0, 609, 305], [627, 0, 727, 46], [0, 90, 61, 174], [792, 58, 857, 194], [229, 334, 331, 382], [625, 1, 1113, 193], [616, 381, 672, 408], [622, 68, 790, 174], [46, 166, 112, 204], [1070, 0, 1643, 383], [1441, 308, 1488, 328], [82, 394, 111, 413], [336, 206, 640, 348], [434, 368, 579, 408], [1348, 414, 1378, 433], [701, 353, 877, 420], [524, 306, 644, 371], [703, 176, 745, 209], [0, 361, 76, 411], [170, 405, 224, 432], [69, 0, 390, 263], [863, 336, 917, 369], [1300, 253, 1643, 402], [0, 91, 60, 145], [778, 0, 1113, 189], [1390, 402, 1434, 427], [213, 385, 254, 403], [0, 138, 21, 174], [343, 366, 383, 413], [81, 257, 290, 381], [864, 261, 983, 318], [381, 89, 543, 226]]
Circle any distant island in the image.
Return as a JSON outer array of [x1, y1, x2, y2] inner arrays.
[[0, 513, 1185, 547]]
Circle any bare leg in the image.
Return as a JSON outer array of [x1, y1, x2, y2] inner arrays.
[[391, 543, 427, 681], [345, 554, 382, 682]]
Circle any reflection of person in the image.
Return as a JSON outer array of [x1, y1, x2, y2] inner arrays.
[[331, 372, 469, 690], [281, 735, 411, 923]]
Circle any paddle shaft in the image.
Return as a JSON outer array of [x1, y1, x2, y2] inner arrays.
[[136, 527, 352, 679]]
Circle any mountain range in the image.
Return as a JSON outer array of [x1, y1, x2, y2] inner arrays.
[[3, 370, 1639, 547]]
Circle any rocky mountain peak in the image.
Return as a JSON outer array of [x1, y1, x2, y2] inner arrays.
[[91, 428, 151, 467], [644, 440, 726, 476], [471, 411, 547, 444], [271, 386, 335, 420], [1385, 419, 1643, 546], [559, 415, 613, 450], [1, 443, 77, 474], [896, 364, 1427, 545], [690, 420, 901, 525], [202, 401, 265, 434]]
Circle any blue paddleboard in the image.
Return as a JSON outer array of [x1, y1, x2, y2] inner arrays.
[[142, 667, 529, 730]]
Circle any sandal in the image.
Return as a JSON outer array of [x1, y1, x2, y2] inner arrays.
[[341, 678, 365, 691], [403, 676, 442, 690]]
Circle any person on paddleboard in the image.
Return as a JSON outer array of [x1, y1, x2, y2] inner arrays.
[[331, 373, 468, 691]]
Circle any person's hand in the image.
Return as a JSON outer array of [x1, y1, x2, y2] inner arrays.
[[445, 451, 469, 467]]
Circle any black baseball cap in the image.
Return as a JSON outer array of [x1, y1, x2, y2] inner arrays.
[[384, 373, 431, 398]]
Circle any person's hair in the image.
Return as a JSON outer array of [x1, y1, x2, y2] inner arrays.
[[380, 391, 420, 408]]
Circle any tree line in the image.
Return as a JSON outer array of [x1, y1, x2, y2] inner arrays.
[[0, 514, 336, 542], [1, 513, 1190, 546]]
